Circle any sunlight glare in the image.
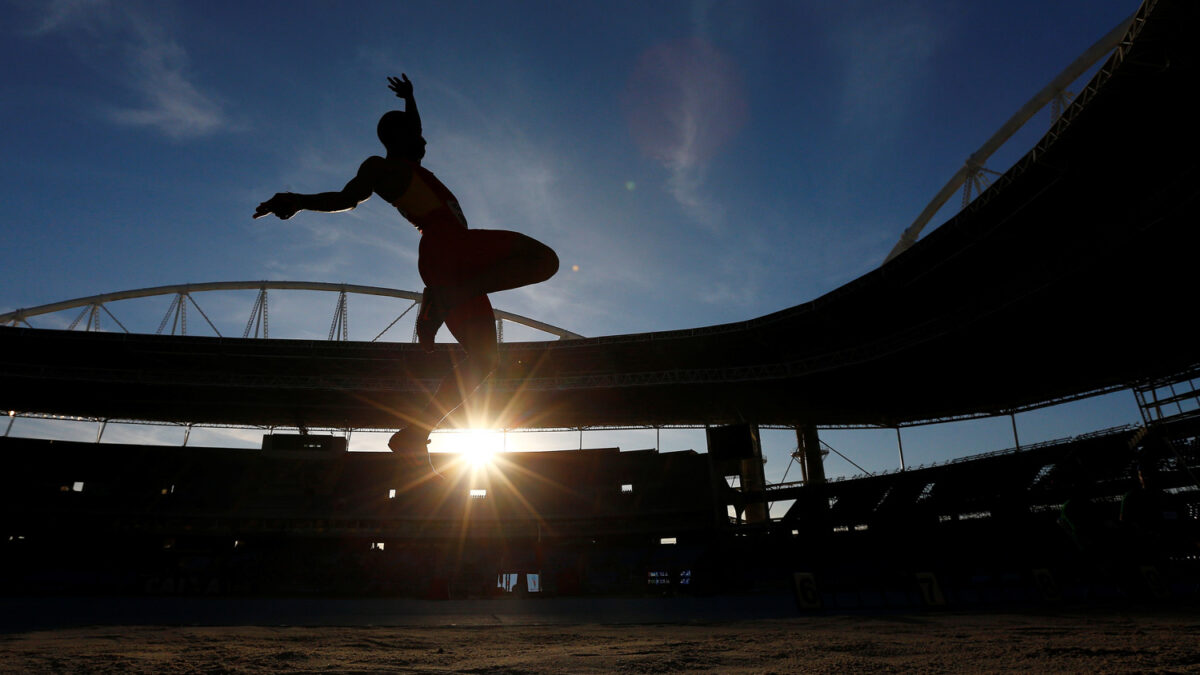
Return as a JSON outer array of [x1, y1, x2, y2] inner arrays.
[[430, 428, 504, 466]]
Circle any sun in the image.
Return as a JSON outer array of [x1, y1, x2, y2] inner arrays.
[[430, 428, 504, 467]]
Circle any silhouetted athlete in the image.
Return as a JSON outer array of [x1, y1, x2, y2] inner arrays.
[[254, 74, 559, 471]]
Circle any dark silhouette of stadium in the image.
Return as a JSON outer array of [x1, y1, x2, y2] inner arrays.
[[1, 0, 1197, 606]]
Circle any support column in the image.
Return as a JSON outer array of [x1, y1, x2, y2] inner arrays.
[[796, 424, 829, 528], [706, 424, 768, 525], [740, 425, 768, 523], [797, 425, 825, 485]]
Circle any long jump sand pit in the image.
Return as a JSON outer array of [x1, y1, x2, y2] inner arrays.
[[2, 600, 1198, 673]]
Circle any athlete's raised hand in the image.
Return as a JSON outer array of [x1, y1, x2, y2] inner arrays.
[[388, 74, 413, 99]]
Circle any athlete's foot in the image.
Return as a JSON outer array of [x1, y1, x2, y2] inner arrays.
[[416, 286, 447, 352], [388, 425, 431, 455], [388, 427, 444, 481]]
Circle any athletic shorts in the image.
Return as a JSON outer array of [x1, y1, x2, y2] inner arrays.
[[418, 228, 519, 330]]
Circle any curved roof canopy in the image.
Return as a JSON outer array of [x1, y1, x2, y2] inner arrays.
[[2, 0, 1197, 431]]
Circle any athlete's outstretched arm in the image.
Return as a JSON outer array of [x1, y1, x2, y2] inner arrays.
[[253, 171, 374, 220], [387, 74, 420, 130]]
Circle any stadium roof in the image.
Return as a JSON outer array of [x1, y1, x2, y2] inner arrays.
[[2, 0, 1197, 431]]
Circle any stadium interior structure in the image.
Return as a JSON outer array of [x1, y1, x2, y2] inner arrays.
[[2, 0, 1198, 607]]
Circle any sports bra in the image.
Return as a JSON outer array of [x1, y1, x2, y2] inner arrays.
[[389, 161, 468, 233]]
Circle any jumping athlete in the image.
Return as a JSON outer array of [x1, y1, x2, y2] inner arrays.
[[254, 74, 559, 472]]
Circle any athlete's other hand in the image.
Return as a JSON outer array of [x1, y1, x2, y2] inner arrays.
[[253, 192, 300, 220], [388, 74, 413, 99]]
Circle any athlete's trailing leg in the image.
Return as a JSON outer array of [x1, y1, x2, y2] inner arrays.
[[416, 230, 559, 349]]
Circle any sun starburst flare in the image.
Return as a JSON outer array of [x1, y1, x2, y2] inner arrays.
[[430, 428, 504, 467]]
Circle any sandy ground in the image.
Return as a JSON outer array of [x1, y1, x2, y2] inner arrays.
[[1, 602, 1198, 674]]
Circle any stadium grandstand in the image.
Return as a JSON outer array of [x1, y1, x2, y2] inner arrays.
[[1, 0, 1198, 605]]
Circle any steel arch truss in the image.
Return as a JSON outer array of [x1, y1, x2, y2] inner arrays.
[[0, 280, 583, 343]]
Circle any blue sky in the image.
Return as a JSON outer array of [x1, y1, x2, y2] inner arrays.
[[1, 0, 1145, 482]]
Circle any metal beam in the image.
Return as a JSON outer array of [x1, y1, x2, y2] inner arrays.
[[883, 11, 1136, 264], [1, 280, 583, 340]]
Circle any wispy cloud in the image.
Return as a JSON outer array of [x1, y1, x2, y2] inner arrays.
[[106, 13, 228, 138], [830, 5, 941, 133], [26, 0, 231, 139], [26, 0, 105, 34], [622, 38, 747, 231]]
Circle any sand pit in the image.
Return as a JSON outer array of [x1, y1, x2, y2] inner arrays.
[[2, 607, 1198, 673]]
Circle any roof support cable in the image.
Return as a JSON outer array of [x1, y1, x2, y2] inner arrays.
[[185, 294, 222, 337], [371, 300, 418, 342], [779, 452, 798, 484], [820, 440, 873, 477], [99, 304, 130, 334]]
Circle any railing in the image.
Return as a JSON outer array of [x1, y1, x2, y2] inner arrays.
[[767, 424, 1139, 487]]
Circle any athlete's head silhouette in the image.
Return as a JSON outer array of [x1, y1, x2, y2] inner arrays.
[[378, 110, 425, 160]]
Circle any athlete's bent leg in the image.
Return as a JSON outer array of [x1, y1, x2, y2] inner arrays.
[[417, 230, 558, 349]]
